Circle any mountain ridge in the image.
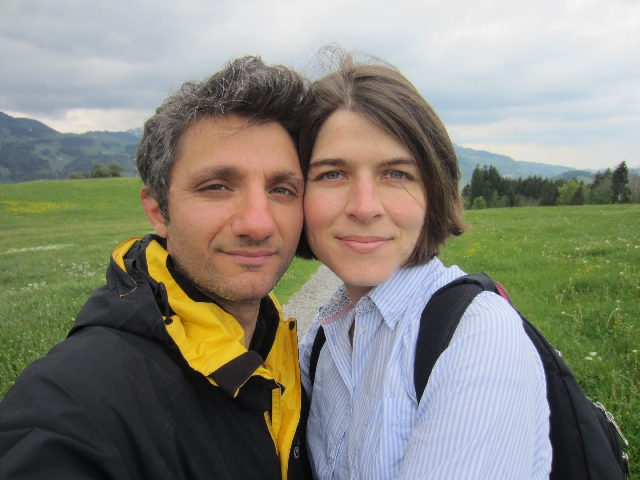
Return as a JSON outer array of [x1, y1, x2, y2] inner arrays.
[[1, 111, 580, 185], [453, 144, 573, 185]]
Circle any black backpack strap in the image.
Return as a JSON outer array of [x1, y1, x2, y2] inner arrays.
[[308, 325, 326, 386], [415, 273, 629, 480], [414, 273, 495, 403]]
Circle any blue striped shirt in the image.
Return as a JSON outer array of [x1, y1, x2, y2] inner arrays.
[[299, 259, 551, 479]]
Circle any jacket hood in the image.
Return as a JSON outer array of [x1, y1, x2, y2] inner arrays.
[[69, 234, 303, 480], [70, 234, 291, 397], [70, 235, 171, 344]]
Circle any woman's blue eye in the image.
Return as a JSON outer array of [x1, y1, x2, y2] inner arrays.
[[388, 171, 407, 180], [324, 172, 341, 180]]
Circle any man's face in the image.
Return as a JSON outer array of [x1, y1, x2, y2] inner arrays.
[[145, 116, 304, 304]]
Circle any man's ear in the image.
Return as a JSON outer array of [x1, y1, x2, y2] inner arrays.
[[140, 187, 168, 238]]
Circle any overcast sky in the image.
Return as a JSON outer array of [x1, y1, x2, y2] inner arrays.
[[1, 0, 639, 170]]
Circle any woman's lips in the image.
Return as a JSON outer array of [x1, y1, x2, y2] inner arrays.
[[337, 236, 389, 253]]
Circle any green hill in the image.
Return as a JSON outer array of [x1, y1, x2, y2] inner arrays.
[[0, 112, 140, 184], [1, 111, 582, 185], [551, 169, 596, 183], [454, 144, 573, 186]]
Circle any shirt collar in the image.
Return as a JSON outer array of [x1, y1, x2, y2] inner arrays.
[[318, 283, 353, 326], [367, 259, 443, 329], [317, 258, 445, 329]]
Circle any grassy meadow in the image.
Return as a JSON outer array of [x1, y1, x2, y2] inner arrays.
[[1, 179, 638, 474], [439, 205, 639, 474]]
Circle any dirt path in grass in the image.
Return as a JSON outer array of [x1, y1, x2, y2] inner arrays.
[[283, 265, 342, 339]]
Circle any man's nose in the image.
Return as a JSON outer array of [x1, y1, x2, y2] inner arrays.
[[344, 176, 384, 223], [232, 188, 277, 240]]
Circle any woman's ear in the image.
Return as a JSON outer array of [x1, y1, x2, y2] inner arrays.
[[140, 187, 168, 238]]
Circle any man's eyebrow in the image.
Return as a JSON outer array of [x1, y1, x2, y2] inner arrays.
[[189, 166, 239, 186], [189, 166, 304, 189], [269, 171, 305, 190]]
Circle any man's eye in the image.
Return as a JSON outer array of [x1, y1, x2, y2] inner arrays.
[[203, 184, 227, 191], [273, 187, 294, 196]]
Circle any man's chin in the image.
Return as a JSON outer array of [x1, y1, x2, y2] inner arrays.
[[172, 256, 284, 302], [197, 277, 278, 305]]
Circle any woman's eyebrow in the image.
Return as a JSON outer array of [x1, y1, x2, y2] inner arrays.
[[308, 158, 349, 169], [308, 157, 416, 170], [378, 158, 417, 168]]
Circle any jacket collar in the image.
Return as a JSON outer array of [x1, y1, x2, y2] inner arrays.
[[79, 234, 284, 399]]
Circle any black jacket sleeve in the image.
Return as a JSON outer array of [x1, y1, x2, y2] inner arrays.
[[0, 329, 175, 480], [0, 371, 126, 479]]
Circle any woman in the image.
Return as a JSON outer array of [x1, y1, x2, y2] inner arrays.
[[297, 53, 551, 479]]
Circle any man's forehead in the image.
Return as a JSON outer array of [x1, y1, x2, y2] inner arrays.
[[169, 116, 303, 186], [187, 115, 252, 138]]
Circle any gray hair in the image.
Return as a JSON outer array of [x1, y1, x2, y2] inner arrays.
[[136, 56, 309, 218]]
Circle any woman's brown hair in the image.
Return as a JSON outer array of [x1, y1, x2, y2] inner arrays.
[[296, 50, 467, 265]]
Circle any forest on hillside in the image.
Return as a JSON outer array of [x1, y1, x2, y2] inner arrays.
[[0, 112, 139, 183], [462, 161, 640, 209]]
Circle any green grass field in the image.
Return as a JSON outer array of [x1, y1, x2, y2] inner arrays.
[[1, 179, 638, 475], [439, 205, 639, 474]]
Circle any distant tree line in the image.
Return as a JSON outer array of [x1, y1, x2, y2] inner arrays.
[[63, 152, 132, 178], [462, 161, 638, 209], [68, 162, 123, 179], [0, 140, 135, 183], [0, 142, 53, 182]]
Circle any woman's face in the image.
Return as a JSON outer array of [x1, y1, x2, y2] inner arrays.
[[304, 109, 427, 303]]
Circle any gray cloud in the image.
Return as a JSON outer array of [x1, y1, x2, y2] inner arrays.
[[1, 0, 638, 168]]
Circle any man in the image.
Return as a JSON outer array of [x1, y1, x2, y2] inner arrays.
[[0, 57, 310, 479]]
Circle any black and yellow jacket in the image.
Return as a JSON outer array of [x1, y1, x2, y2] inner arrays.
[[0, 235, 309, 479]]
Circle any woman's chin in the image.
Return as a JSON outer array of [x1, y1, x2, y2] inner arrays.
[[325, 262, 395, 292]]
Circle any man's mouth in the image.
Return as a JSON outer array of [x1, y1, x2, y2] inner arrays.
[[223, 249, 275, 265]]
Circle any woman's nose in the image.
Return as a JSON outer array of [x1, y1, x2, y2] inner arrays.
[[344, 176, 384, 223]]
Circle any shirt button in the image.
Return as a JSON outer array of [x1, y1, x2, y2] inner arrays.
[[359, 326, 365, 335]]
